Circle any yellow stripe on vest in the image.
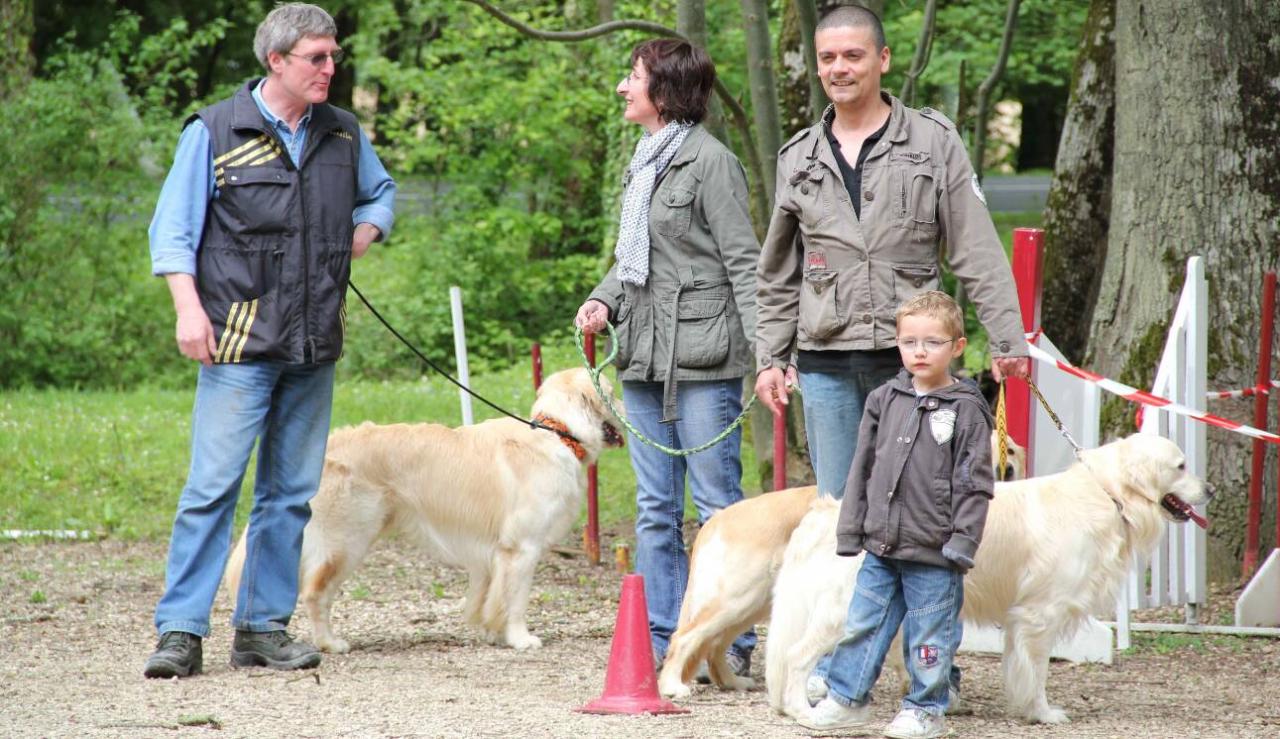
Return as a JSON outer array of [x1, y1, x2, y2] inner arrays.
[[217, 300, 253, 363], [214, 302, 243, 363], [231, 299, 259, 363], [213, 135, 269, 166]]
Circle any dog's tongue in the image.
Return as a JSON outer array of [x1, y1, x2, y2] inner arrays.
[[1187, 508, 1209, 530]]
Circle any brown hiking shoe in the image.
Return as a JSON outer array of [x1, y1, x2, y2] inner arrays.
[[230, 630, 321, 671], [144, 631, 203, 679]]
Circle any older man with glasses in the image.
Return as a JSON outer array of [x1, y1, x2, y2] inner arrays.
[[143, 2, 395, 679]]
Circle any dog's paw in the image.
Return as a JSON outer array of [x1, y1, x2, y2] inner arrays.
[[1029, 706, 1070, 724], [660, 680, 692, 700], [316, 636, 350, 654], [506, 633, 543, 650]]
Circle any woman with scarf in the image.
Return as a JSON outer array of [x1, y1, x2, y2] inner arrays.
[[573, 39, 760, 675]]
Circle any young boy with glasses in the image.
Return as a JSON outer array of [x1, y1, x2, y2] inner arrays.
[[799, 290, 995, 739]]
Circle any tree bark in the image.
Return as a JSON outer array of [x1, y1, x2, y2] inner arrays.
[[740, 0, 781, 210], [898, 0, 938, 108], [677, 0, 729, 145], [0, 0, 34, 99], [970, 0, 1021, 177], [1040, 0, 1114, 365], [1091, 0, 1280, 581]]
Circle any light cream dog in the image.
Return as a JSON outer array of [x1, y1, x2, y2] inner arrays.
[[768, 433, 1210, 723], [658, 434, 1024, 700], [225, 368, 623, 652]]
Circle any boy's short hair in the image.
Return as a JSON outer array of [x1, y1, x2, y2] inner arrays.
[[895, 291, 965, 338]]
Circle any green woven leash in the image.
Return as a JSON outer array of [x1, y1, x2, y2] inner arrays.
[[575, 325, 756, 457]]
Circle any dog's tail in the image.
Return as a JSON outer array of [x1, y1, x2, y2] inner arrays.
[[223, 526, 249, 609]]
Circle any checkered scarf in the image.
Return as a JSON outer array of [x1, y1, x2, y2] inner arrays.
[[614, 122, 692, 286]]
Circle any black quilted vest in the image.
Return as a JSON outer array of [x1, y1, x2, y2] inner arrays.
[[189, 79, 359, 364]]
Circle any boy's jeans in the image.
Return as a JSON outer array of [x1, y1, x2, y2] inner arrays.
[[825, 552, 964, 716], [622, 378, 756, 662], [155, 361, 336, 637]]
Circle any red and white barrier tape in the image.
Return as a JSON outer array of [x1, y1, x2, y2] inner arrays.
[[1025, 343, 1280, 444], [1207, 380, 1280, 400]]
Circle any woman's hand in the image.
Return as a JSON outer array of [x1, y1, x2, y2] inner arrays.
[[574, 299, 610, 333]]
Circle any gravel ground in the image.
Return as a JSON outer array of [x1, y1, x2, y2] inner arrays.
[[3, 534, 1279, 739]]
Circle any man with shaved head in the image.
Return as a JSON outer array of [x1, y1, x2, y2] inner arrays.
[[755, 6, 1028, 735]]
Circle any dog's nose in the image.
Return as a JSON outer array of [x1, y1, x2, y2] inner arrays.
[[1203, 481, 1217, 499]]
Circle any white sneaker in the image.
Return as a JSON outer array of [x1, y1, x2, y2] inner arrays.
[[806, 674, 829, 705], [797, 697, 874, 735], [882, 708, 948, 739]]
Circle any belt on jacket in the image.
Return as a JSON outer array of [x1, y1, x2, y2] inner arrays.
[[660, 267, 695, 424]]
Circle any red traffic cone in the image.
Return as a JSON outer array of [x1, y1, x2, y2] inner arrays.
[[577, 574, 689, 714]]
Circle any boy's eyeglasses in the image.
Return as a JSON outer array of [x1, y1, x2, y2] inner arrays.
[[896, 338, 955, 353], [288, 49, 344, 68]]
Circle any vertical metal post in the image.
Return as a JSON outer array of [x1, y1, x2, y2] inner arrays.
[[1008, 228, 1044, 471], [773, 410, 787, 492], [449, 286, 473, 425], [584, 332, 601, 565], [531, 343, 543, 391], [1245, 271, 1276, 577]]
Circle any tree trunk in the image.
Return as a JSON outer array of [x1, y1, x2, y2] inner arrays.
[[1040, 0, 1114, 365], [970, 0, 1021, 177], [740, 0, 781, 210], [1091, 0, 1280, 581], [1, 0, 34, 99], [898, 0, 938, 108]]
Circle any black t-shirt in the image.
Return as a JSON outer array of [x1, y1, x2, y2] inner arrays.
[[799, 114, 895, 374]]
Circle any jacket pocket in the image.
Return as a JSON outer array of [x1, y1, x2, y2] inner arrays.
[[798, 269, 843, 339], [890, 263, 940, 304], [675, 292, 729, 368], [611, 297, 635, 367], [206, 290, 281, 364], [654, 187, 695, 238], [218, 165, 293, 235]]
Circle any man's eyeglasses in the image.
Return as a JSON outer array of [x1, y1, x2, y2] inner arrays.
[[288, 49, 345, 68], [896, 338, 955, 353]]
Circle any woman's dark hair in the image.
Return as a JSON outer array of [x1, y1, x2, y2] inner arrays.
[[630, 39, 716, 125]]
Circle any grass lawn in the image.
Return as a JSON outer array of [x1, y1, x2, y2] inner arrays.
[[1, 340, 760, 541]]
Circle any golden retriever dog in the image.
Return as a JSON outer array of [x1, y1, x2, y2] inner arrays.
[[658, 434, 1025, 700], [225, 368, 623, 652], [656, 485, 818, 698], [767, 433, 1210, 724]]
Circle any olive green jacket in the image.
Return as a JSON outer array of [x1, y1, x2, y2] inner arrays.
[[589, 125, 759, 415], [755, 94, 1026, 374]]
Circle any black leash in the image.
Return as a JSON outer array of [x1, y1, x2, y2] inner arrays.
[[347, 281, 572, 440]]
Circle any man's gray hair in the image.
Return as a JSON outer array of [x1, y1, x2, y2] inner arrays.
[[254, 3, 338, 70]]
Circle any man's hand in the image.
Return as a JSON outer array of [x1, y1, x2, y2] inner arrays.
[[352, 223, 381, 259], [992, 356, 1031, 382], [755, 366, 794, 416], [176, 306, 217, 366], [574, 299, 610, 333]]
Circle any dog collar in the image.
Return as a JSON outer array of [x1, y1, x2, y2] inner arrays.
[[532, 414, 587, 461], [1079, 459, 1132, 528]]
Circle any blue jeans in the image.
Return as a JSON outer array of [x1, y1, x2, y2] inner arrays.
[[825, 553, 964, 716], [154, 361, 336, 637], [623, 378, 756, 662], [798, 366, 900, 500]]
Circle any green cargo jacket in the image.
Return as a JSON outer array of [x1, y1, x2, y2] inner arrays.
[[589, 125, 759, 418], [755, 94, 1026, 374]]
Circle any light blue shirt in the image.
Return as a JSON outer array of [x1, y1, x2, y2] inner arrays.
[[149, 80, 397, 276]]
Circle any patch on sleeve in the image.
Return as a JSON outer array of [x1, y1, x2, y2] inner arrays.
[[971, 173, 987, 206], [916, 644, 941, 669], [929, 409, 957, 444]]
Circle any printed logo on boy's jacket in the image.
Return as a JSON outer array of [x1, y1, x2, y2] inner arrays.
[[930, 409, 957, 444]]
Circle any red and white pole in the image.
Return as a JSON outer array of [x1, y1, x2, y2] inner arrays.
[[1009, 228, 1045, 473], [531, 343, 543, 391], [773, 409, 786, 492], [1245, 271, 1276, 577]]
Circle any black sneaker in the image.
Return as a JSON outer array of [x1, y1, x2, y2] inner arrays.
[[144, 631, 203, 679], [230, 630, 321, 671]]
